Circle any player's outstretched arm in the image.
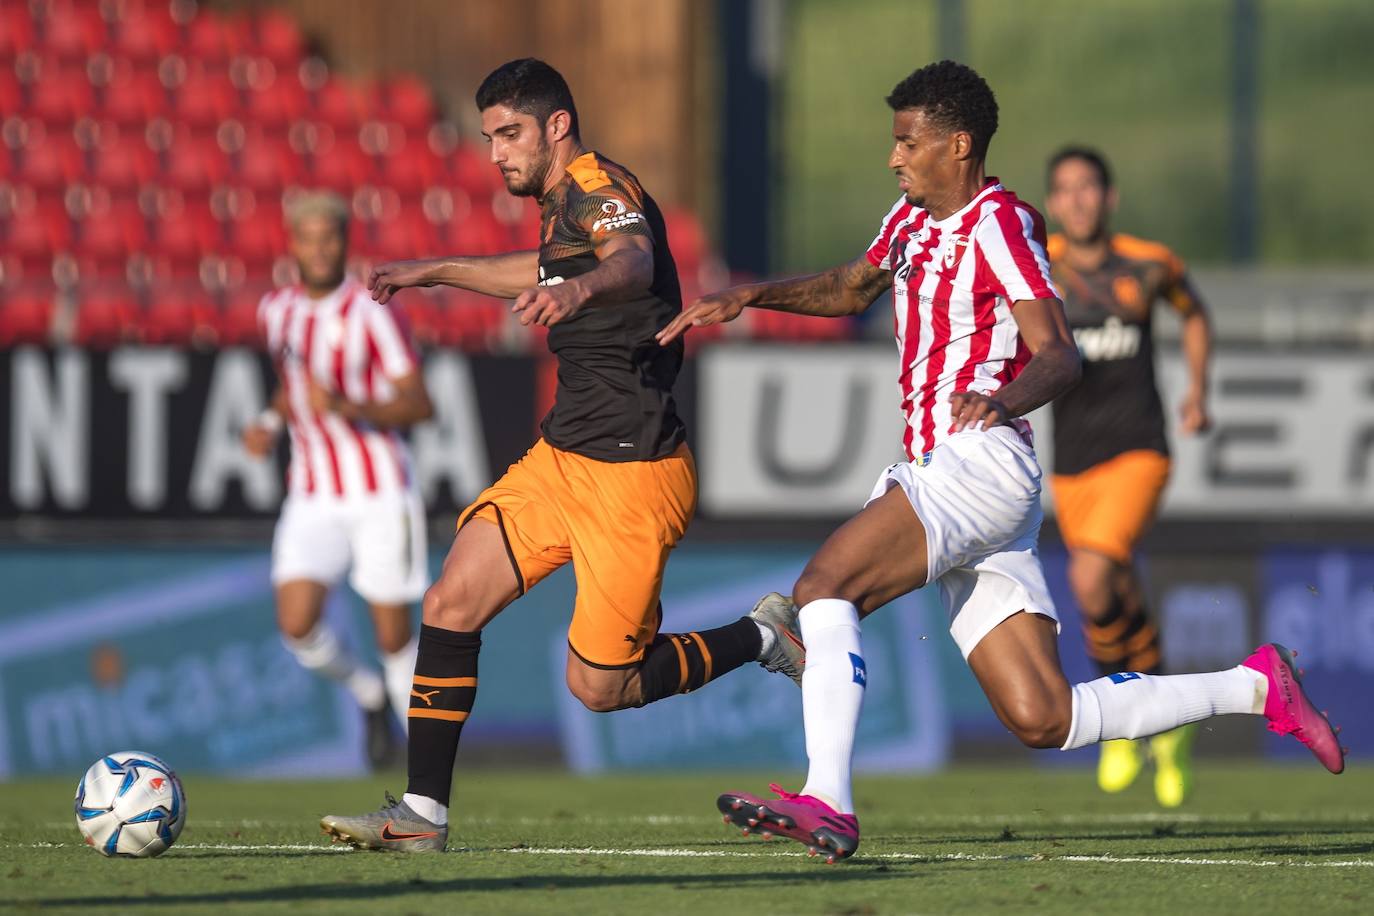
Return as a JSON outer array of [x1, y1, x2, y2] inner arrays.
[[656, 255, 890, 345], [308, 371, 434, 429], [510, 235, 653, 327], [1177, 302, 1213, 434], [949, 298, 1082, 432], [368, 251, 540, 303]]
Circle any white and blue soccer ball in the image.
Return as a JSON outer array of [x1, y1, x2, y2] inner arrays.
[[74, 751, 187, 857]]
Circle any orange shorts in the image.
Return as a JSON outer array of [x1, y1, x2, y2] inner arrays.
[[1050, 449, 1171, 564], [458, 438, 697, 668]]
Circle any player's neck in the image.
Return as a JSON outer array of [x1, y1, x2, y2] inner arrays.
[[1063, 232, 1112, 271], [539, 141, 588, 202], [926, 163, 987, 221], [303, 277, 346, 301]]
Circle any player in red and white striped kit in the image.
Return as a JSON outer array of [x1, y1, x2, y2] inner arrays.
[[661, 61, 1343, 862], [243, 191, 434, 769]]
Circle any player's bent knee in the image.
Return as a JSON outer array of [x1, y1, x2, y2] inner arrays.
[[793, 565, 850, 609], [565, 671, 631, 714], [421, 579, 484, 632], [1000, 695, 1073, 749]]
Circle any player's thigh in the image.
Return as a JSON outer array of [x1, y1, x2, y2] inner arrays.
[[348, 491, 428, 611], [564, 446, 695, 670], [1053, 451, 1169, 564], [794, 485, 928, 615], [966, 611, 1073, 747], [423, 517, 526, 631], [271, 498, 349, 636]]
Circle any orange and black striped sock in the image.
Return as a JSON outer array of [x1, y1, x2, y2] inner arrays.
[[638, 617, 762, 705], [405, 624, 479, 805], [1082, 598, 1162, 678]]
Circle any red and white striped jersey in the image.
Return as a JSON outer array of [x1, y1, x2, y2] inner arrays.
[[258, 278, 420, 501], [866, 179, 1059, 460]]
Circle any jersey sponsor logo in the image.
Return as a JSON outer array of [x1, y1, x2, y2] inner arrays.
[[849, 652, 867, 687], [537, 265, 566, 287], [1073, 316, 1142, 362], [1108, 671, 1142, 685], [592, 198, 645, 233]]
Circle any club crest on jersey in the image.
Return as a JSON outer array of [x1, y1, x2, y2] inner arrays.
[[592, 198, 644, 233], [942, 233, 971, 269]]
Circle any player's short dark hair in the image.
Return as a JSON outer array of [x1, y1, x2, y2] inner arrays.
[[886, 60, 998, 158], [1047, 146, 1113, 189], [475, 58, 579, 139]]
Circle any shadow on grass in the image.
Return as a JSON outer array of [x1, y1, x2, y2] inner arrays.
[[31, 864, 930, 907]]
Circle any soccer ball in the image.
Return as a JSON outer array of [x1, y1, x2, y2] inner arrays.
[[74, 751, 187, 857]]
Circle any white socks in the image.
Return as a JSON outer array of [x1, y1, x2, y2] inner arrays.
[[402, 792, 448, 826], [382, 636, 419, 731], [755, 620, 777, 657], [282, 624, 386, 712], [797, 599, 865, 814], [1063, 666, 1268, 750]]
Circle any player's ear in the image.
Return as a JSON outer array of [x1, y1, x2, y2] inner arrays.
[[951, 129, 976, 162], [547, 109, 574, 144]]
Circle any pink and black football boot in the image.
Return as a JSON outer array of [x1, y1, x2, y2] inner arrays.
[[717, 783, 860, 863], [1241, 643, 1346, 774]]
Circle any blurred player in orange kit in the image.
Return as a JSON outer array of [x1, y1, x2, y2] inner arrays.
[[1045, 147, 1214, 806]]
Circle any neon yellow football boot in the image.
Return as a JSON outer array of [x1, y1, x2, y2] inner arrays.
[[1097, 738, 1144, 793], [1150, 723, 1197, 808]]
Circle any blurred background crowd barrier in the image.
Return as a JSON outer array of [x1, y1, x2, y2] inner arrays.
[[2, 0, 1371, 777]]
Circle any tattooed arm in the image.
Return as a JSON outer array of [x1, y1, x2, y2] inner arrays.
[[656, 255, 890, 344]]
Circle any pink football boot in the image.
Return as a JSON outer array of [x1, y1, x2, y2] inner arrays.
[[1242, 643, 1346, 774], [717, 784, 860, 863]]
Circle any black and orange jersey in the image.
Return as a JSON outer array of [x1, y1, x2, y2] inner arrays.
[[536, 151, 686, 462], [1048, 233, 1203, 475]]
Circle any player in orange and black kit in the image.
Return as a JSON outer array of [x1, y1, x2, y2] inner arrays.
[[320, 59, 794, 852], [1044, 147, 1214, 807]]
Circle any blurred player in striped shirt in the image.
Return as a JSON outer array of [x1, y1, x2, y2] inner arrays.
[[242, 191, 434, 769], [662, 61, 1344, 862], [1044, 146, 1214, 806]]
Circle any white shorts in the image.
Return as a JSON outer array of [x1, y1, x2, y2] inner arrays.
[[271, 489, 429, 605], [867, 425, 1058, 658]]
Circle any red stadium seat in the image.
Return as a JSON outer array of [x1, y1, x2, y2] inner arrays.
[[165, 135, 230, 191], [172, 70, 239, 130], [186, 14, 248, 65], [0, 7, 36, 60], [218, 288, 266, 346], [40, 6, 107, 62], [238, 138, 303, 191], [309, 139, 372, 190], [243, 73, 310, 128], [143, 288, 221, 347], [151, 203, 218, 271], [0, 287, 55, 346], [101, 70, 167, 127], [228, 206, 287, 271], [0, 69, 22, 119], [253, 10, 304, 65], [90, 133, 158, 190], [112, 10, 181, 63], [29, 67, 96, 125], [385, 76, 435, 131], [6, 199, 69, 270], [315, 79, 372, 131], [17, 131, 83, 191], [74, 286, 138, 347], [75, 197, 147, 265], [663, 209, 707, 273], [378, 142, 445, 195]]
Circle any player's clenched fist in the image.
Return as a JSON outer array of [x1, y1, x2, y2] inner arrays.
[[511, 281, 589, 327], [368, 259, 442, 304], [949, 390, 1008, 432], [656, 289, 749, 345], [241, 422, 278, 458]]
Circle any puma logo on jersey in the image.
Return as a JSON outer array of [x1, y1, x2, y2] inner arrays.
[[411, 688, 441, 707]]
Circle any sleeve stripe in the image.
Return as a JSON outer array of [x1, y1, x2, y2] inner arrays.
[[980, 203, 1058, 302], [365, 299, 416, 378], [866, 198, 911, 271]]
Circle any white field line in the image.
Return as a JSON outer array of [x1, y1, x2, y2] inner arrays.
[[12, 841, 1374, 868], [23, 811, 1374, 832]]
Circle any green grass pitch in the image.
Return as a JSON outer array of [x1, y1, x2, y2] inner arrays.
[[1, 763, 1370, 914]]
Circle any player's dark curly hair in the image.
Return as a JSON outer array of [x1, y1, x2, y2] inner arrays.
[[886, 60, 998, 158], [475, 58, 579, 139], [1047, 146, 1113, 189]]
